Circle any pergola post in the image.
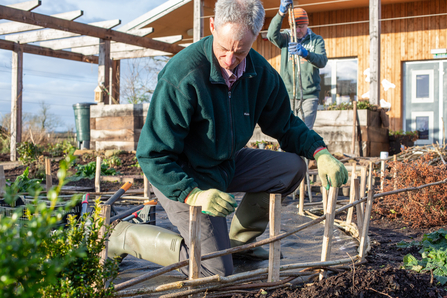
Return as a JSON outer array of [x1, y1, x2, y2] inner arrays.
[[10, 42, 23, 161], [369, 0, 381, 106], [193, 0, 203, 43], [111, 59, 120, 104], [98, 39, 110, 104]]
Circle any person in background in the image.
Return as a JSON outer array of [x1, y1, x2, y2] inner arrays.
[[108, 0, 347, 278], [267, 0, 328, 129]]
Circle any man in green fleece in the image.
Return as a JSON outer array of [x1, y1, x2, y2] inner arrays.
[[108, 0, 347, 278], [267, 1, 328, 129]]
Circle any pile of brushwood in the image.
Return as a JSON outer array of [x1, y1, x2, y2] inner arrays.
[[373, 143, 447, 228]]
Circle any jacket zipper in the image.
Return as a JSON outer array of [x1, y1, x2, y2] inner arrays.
[[228, 90, 234, 157]]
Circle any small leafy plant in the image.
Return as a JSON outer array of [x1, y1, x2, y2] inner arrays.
[[400, 228, 447, 285], [73, 161, 119, 180], [104, 155, 122, 167], [7, 166, 42, 193]]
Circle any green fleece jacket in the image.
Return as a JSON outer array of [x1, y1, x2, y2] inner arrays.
[[267, 13, 328, 101], [136, 35, 325, 203]]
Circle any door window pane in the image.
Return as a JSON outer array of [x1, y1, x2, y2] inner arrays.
[[319, 62, 332, 105], [415, 74, 430, 98]]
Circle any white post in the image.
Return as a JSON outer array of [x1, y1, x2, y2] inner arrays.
[[10, 43, 23, 161], [98, 39, 110, 104], [268, 193, 281, 282], [369, 0, 381, 106], [193, 0, 203, 43]]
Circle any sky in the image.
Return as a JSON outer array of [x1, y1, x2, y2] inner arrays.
[[0, 0, 169, 132]]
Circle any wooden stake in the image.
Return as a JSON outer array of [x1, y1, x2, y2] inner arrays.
[[354, 178, 364, 233], [45, 157, 52, 191], [268, 193, 281, 283], [351, 101, 357, 155], [380, 159, 385, 192], [359, 176, 374, 261], [95, 156, 101, 193], [298, 180, 305, 215], [322, 187, 328, 217], [359, 166, 367, 215], [0, 165, 5, 195], [320, 187, 338, 280], [368, 162, 373, 192], [143, 174, 149, 199], [346, 163, 357, 225], [189, 205, 202, 281], [99, 204, 111, 265]]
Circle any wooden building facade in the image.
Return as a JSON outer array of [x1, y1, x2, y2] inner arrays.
[[253, 0, 447, 146]]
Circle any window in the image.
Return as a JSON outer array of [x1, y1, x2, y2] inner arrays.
[[319, 58, 358, 107], [411, 69, 434, 103]]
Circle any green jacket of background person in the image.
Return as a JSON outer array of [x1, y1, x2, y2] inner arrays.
[[136, 34, 325, 203], [267, 12, 328, 101]]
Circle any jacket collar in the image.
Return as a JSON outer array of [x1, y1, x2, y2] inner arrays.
[[204, 35, 257, 85]]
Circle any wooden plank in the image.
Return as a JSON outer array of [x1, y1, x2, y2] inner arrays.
[[189, 205, 202, 281], [72, 35, 182, 56], [320, 187, 338, 280], [143, 174, 149, 198], [440, 0, 446, 48], [5, 19, 121, 43], [95, 156, 101, 193], [40, 28, 156, 50], [98, 39, 111, 104], [111, 48, 173, 59], [314, 125, 388, 143], [90, 103, 148, 118], [91, 129, 139, 142], [0, 10, 83, 35], [268, 193, 281, 283], [10, 43, 23, 162], [45, 157, 52, 191], [0, 5, 184, 54], [407, 1, 415, 60], [0, 39, 98, 64], [7, 0, 40, 11], [94, 116, 143, 130], [94, 141, 139, 151]]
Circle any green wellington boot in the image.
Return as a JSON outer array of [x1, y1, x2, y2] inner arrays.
[[229, 192, 281, 260], [108, 221, 183, 267]]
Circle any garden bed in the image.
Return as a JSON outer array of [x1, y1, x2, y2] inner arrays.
[[1, 149, 447, 297]]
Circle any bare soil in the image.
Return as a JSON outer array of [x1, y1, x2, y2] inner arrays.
[[2, 151, 447, 297]]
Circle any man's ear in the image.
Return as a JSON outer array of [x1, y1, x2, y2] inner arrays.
[[209, 17, 215, 35]]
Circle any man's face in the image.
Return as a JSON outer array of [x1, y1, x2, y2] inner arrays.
[[296, 24, 308, 39], [210, 18, 257, 71]]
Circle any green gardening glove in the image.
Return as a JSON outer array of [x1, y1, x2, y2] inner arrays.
[[185, 188, 238, 217], [314, 149, 348, 190]]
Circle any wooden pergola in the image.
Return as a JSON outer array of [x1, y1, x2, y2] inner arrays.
[[0, 0, 185, 161]]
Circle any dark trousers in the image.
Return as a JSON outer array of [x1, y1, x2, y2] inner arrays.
[[153, 148, 306, 277]]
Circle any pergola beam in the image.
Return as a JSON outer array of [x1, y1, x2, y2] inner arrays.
[[73, 35, 183, 56], [7, 0, 40, 11], [39, 28, 154, 50], [0, 10, 83, 35], [0, 5, 184, 54], [5, 19, 121, 43], [110, 48, 172, 60], [0, 39, 98, 64], [10, 43, 23, 162]]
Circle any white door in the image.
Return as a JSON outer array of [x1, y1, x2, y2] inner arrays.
[[403, 60, 446, 145]]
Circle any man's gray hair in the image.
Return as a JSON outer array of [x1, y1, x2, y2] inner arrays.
[[214, 0, 265, 38]]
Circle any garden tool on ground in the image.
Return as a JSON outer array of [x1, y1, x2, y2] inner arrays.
[[108, 220, 183, 266], [229, 192, 283, 260], [288, 3, 313, 203]]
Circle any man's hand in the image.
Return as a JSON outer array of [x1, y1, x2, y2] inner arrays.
[[288, 42, 308, 57], [185, 188, 238, 217], [279, 0, 293, 14], [315, 149, 348, 190]]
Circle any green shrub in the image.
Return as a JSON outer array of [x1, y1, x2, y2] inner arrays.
[[46, 140, 76, 157], [0, 155, 119, 297], [7, 166, 42, 193], [17, 141, 43, 165]]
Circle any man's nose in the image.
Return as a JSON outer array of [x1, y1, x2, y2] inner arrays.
[[225, 52, 236, 67]]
